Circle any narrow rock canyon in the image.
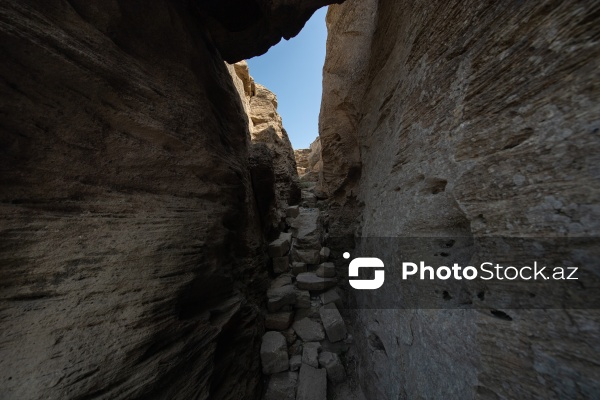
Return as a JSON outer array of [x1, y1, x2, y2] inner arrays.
[[1, 1, 598, 399]]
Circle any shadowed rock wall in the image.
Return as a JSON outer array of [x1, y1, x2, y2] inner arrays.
[[321, 0, 600, 399], [0, 0, 337, 399]]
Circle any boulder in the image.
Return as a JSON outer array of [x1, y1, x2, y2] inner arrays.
[[265, 311, 294, 331], [267, 285, 296, 312], [296, 272, 337, 291], [297, 364, 327, 400], [291, 262, 307, 276], [270, 274, 293, 289], [290, 209, 321, 246], [295, 290, 311, 309], [291, 247, 321, 264], [316, 262, 336, 278], [289, 355, 302, 372], [286, 205, 300, 218], [268, 232, 292, 258], [319, 304, 347, 343], [318, 352, 346, 383], [264, 371, 298, 400], [302, 342, 321, 368], [319, 247, 330, 262], [292, 318, 325, 342], [320, 288, 343, 309], [272, 256, 289, 274], [261, 332, 289, 374]]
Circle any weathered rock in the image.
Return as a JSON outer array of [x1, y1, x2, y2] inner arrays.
[[295, 290, 312, 309], [272, 256, 290, 274], [316, 262, 336, 278], [290, 209, 321, 244], [261, 332, 289, 375], [286, 205, 300, 218], [295, 136, 323, 183], [289, 355, 302, 372], [320, 288, 343, 309], [289, 340, 304, 356], [318, 352, 346, 383], [267, 285, 296, 312], [302, 342, 322, 368], [291, 247, 321, 265], [296, 272, 337, 291], [291, 262, 308, 276], [265, 311, 294, 331], [271, 274, 293, 289], [292, 318, 325, 342], [297, 364, 327, 400], [282, 328, 297, 346], [264, 371, 298, 400], [268, 232, 292, 258], [322, 0, 600, 398], [319, 305, 347, 343], [319, 247, 331, 262]]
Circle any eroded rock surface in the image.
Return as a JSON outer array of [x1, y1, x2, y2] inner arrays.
[[321, 0, 600, 399]]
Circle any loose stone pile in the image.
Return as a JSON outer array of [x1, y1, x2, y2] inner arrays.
[[260, 192, 351, 400]]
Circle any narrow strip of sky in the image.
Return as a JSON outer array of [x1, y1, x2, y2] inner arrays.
[[247, 7, 327, 150]]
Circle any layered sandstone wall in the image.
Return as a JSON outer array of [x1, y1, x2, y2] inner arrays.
[[321, 1, 600, 399], [0, 1, 336, 399], [294, 137, 322, 183]]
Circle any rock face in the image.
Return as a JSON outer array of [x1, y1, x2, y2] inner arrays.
[[321, 1, 600, 399], [294, 136, 323, 182], [0, 1, 336, 399], [229, 61, 301, 235]]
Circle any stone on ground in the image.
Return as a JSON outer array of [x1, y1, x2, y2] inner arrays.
[[289, 354, 302, 371], [286, 205, 300, 218], [291, 262, 307, 275], [264, 371, 298, 400], [294, 290, 311, 309], [296, 272, 336, 291], [261, 332, 289, 374], [268, 232, 292, 258], [267, 285, 296, 312], [316, 262, 336, 278], [265, 311, 294, 331], [319, 247, 330, 262], [270, 274, 292, 289], [319, 304, 347, 343], [292, 317, 325, 341], [291, 247, 321, 264], [318, 351, 346, 383], [272, 256, 289, 274], [290, 209, 321, 245], [297, 364, 327, 400], [320, 288, 342, 308], [302, 341, 321, 368]]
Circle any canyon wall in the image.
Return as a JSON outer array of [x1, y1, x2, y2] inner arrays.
[[321, 1, 600, 399], [0, 1, 334, 399]]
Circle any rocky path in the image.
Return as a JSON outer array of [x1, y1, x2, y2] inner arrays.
[[259, 186, 364, 400]]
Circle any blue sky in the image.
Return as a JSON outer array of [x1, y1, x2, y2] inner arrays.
[[247, 7, 327, 149]]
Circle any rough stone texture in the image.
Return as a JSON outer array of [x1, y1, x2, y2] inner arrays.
[[264, 371, 298, 400], [272, 256, 290, 274], [302, 342, 321, 368], [320, 288, 343, 309], [267, 285, 296, 312], [197, 0, 344, 63], [296, 272, 337, 291], [229, 64, 301, 234], [319, 305, 347, 343], [319, 351, 345, 383], [260, 332, 289, 375], [270, 274, 293, 289], [289, 355, 302, 372], [268, 232, 292, 258], [295, 290, 312, 309], [292, 318, 325, 342], [0, 1, 300, 399], [321, 0, 600, 399], [319, 246, 331, 262], [291, 262, 308, 276], [316, 262, 336, 278], [265, 311, 294, 331], [297, 364, 327, 400], [294, 136, 323, 183]]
